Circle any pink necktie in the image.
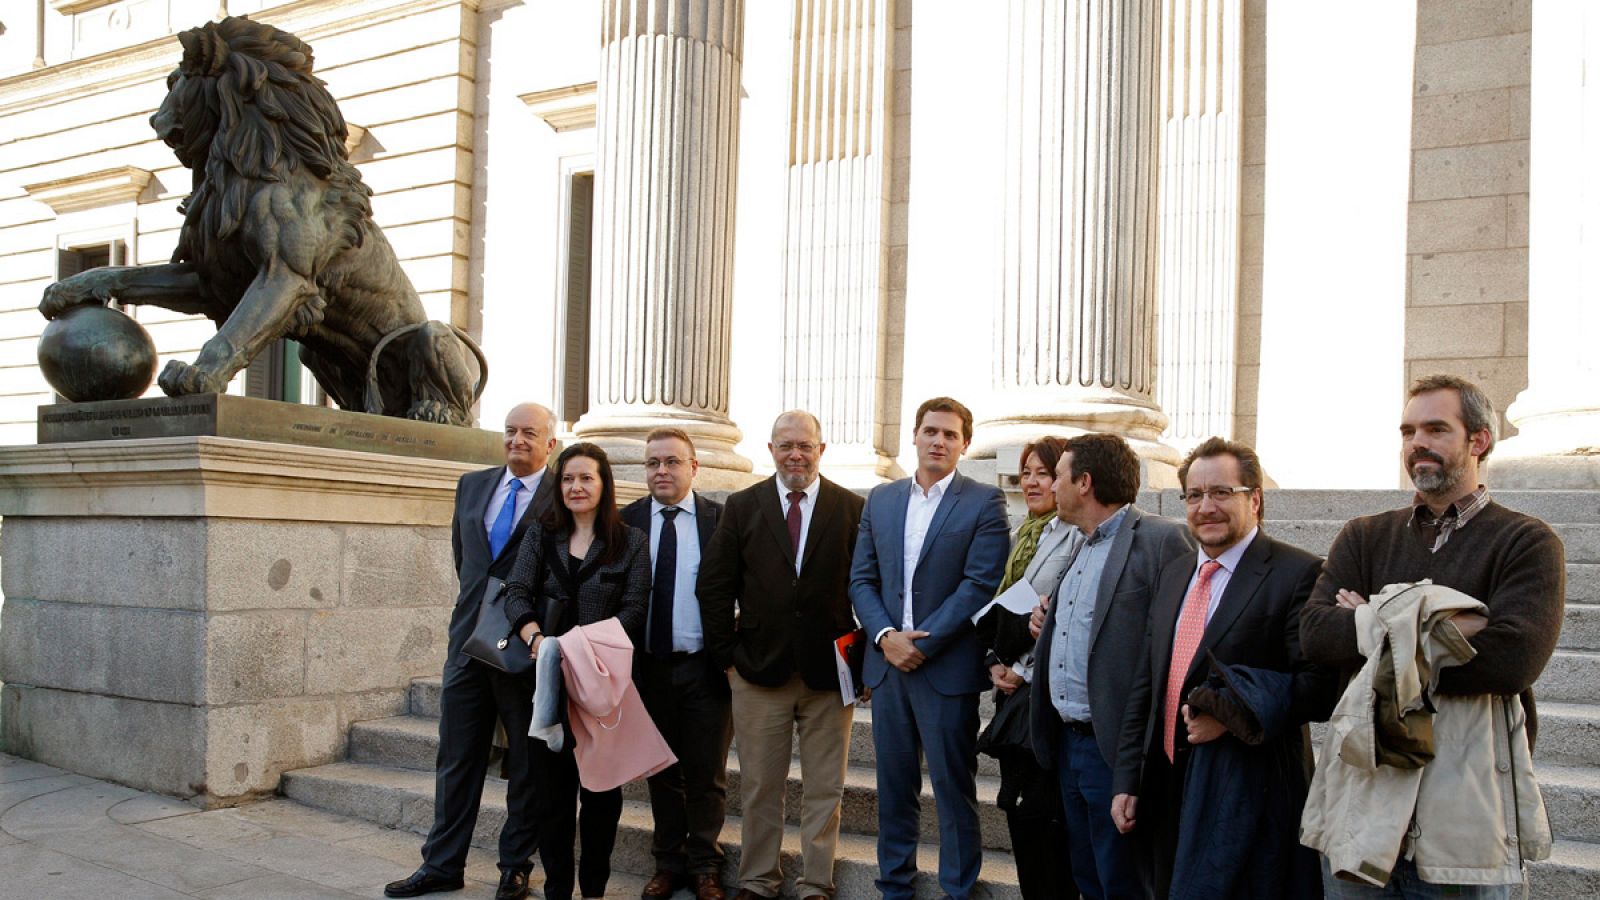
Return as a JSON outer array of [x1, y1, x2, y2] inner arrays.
[[1164, 560, 1222, 762]]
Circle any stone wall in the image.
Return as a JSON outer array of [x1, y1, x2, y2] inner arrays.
[[1405, 0, 1531, 434]]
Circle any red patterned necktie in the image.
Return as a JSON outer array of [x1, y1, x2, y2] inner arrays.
[[1164, 560, 1222, 762], [786, 491, 805, 557]]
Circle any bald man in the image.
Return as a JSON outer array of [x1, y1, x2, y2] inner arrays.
[[387, 404, 559, 900], [699, 411, 867, 900]]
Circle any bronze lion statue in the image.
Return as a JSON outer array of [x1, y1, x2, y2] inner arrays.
[[39, 16, 486, 425]]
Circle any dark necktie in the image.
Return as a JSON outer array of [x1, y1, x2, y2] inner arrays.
[[786, 491, 805, 558], [648, 507, 681, 656]]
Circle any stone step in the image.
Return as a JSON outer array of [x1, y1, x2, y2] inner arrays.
[[281, 761, 1023, 899], [1536, 651, 1600, 704], [1535, 704, 1600, 767], [1540, 764, 1600, 844], [1562, 604, 1600, 652], [1532, 840, 1600, 897], [379, 699, 914, 778], [350, 714, 1014, 851]]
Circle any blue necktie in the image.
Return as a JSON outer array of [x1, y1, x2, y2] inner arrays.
[[488, 478, 523, 558], [648, 507, 681, 656]]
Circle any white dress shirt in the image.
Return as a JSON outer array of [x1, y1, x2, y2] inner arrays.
[[1178, 526, 1259, 627], [898, 469, 956, 632], [777, 476, 821, 573], [483, 468, 544, 535], [649, 493, 704, 653]]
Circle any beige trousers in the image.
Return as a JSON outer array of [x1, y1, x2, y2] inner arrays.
[[729, 670, 854, 898]]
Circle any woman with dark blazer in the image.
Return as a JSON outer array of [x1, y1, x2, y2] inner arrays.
[[976, 436, 1079, 900], [503, 442, 651, 900]]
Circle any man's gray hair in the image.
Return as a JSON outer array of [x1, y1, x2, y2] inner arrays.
[[771, 409, 823, 442], [1408, 374, 1499, 462]]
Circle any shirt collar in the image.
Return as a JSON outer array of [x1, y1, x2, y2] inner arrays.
[[1085, 505, 1130, 545], [502, 467, 543, 493], [652, 493, 696, 517], [914, 469, 958, 500], [1197, 526, 1258, 576], [776, 476, 821, 506], [1410, 484, 1490, 529]]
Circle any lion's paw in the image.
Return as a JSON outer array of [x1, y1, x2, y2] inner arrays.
[[39, 280, 104, 320], [159, 360, 222, 396], [407, 400, 453, 424]]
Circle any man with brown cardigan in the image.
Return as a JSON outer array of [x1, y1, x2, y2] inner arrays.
[[1299, 374, 1566, 899]]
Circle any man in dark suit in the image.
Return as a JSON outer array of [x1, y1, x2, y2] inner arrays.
[[386, 403, 559, 900], [1110, 437, 1330, 898], [850, 397, 1010, 900], [698, 410, 866, 900], [621, 428, 729, 900], [1026, 433, 1193, 900]]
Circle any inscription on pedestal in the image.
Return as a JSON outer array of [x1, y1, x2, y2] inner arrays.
[[38, 394, 502, 465]]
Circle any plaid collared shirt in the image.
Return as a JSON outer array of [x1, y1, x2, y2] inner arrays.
[[1410, 484, 1490, 553]]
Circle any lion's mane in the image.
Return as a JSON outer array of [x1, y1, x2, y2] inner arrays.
[[169, 17, 370, 268]]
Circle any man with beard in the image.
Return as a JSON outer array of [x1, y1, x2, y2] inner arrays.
[[698, 410, 866, 900], [1298, 374, 1566, 898]]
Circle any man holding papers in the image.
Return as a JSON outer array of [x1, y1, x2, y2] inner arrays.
[[698, 410, 866, 900]]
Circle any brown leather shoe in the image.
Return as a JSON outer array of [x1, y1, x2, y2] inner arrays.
[[692, 874, 726, 900], [641, 870, 685, 898]]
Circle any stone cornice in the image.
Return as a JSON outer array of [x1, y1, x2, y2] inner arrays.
[[50, 0, 121, 13], [23, 165, 153, 213], [520, 82, 597, 133], [0, 0, 480, 116], [0, 435, 646, 522]]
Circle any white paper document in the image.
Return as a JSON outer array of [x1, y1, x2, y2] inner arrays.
[[969, 577, 1041, 625]]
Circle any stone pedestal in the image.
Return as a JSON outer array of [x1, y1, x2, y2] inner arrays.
[[1490, 3, 1600, 489], [574, 0, 755, 486], [0, 436, 473, 806], [977, 0, 1178, 481]]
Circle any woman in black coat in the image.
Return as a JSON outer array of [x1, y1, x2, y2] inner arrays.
[[503, 442, 651, 900]]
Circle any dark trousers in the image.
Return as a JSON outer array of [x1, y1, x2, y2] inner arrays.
[[999, 757, 1077, 900], [1057, 727, 1153, 900], [419, 657, 538, 878], [634, 650, 733, 876], [870, 668, 982, 900], [530, 737, 624, 900]]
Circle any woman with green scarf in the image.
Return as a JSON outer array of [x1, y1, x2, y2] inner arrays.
[[976, 436, 1079, 900]]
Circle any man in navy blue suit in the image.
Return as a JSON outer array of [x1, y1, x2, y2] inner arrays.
[[850, 397, 1011, 900]]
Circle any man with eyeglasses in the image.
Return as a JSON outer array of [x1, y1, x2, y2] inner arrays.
[[698, 410, 866, 900], [1025, 432, 1193, 899], [621, 428, 729, 900], [1107, 436, 1332, 898]]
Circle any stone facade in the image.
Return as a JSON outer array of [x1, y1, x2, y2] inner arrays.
[[0, 0, 1592, 488]]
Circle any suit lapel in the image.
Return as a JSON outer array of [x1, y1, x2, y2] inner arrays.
[[883, 479, 911, 599], [1186, 534, 1272, 683], [757, 477, 799, 571], [694, 492, 717, 549], [799, 480, 833, 573], [469, 466, 503, 562], [915, 474, 965, 569], [1149, 551, 1197, 697], [1088, 506, 1140, 652]]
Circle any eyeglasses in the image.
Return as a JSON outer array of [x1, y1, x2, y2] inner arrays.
[[1182, 485, 1255, 505], [643, 457, 690, 471], [773, 442, 819, 454]]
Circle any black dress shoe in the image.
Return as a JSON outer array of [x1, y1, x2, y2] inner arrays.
[[384, 870, 465, 898], [495, 868, 531, 900]]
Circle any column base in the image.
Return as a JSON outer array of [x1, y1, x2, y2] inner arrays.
[[1488, 390, 1600, 488], [971, 391, 1181, 487], [574, 405, 758, 489]]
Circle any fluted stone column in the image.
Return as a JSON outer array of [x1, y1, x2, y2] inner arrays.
[[780, 0, 900, 484], [575, 0, 753, 483], [1155, 0, 1243, 451], [1491, 4, 1600, 488], [977, 0, 1178, 475]]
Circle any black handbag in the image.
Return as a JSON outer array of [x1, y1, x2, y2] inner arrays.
[[976, 680, 1034, 763], [461, 575, 534, 674]]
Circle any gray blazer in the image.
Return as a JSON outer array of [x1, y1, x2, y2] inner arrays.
[[1028, 505, 1195, 769], [503, 521, 652, 645]]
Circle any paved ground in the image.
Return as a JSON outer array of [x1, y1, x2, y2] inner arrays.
[[0, 752, 649, 900]]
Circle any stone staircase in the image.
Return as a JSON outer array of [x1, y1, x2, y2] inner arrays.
[[280, 490, 1600, 898]]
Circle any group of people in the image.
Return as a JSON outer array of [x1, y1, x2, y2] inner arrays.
[[383, 373, 1565, 900]]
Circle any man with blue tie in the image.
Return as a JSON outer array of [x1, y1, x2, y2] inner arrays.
[[621, 428, 729, 900], [387, 403, 559, 900], [850, 397, 1011, 900]]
